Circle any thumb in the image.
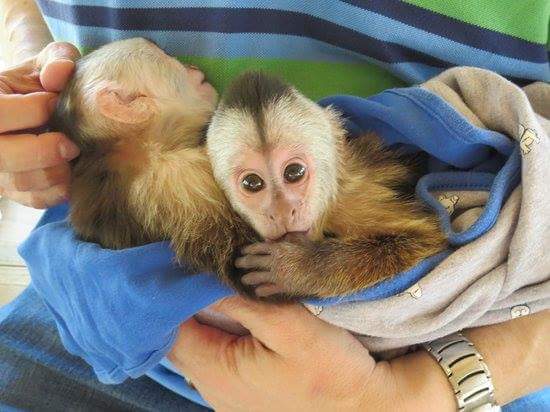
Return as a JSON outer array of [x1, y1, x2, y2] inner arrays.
[[168, 317, 238, 374], [36, 42, 81, 92]]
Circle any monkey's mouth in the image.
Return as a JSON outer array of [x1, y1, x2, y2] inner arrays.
[[268, 229, 312, 242]]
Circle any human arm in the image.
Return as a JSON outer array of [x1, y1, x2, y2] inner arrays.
[[392, 309, 549, 409], [169, 297, 549, 411], [0, 0, 52, 64]]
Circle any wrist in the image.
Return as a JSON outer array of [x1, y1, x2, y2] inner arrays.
[[356, 360, 401, 412], [355, 353, 456, 412], [463, 310, 550, 405], [388, 349, 457, 412]]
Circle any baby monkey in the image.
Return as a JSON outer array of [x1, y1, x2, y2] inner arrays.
[[207, 72, 447, 298], [52, 38, 257, 291]]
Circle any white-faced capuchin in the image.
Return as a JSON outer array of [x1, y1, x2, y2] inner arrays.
[[206, 71, 447, 298], [51, 38, 258, 292]]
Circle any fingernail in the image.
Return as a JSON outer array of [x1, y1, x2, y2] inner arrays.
[[59, 141, 80, 160], [55, 58, 75, 65], [47, 96, 59, 115]]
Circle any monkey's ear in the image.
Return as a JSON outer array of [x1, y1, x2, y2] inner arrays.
[[96, 86, 158, 125]]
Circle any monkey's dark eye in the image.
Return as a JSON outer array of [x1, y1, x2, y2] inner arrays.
[[284, 163, 306, 183], [242, 174, 265, 192]]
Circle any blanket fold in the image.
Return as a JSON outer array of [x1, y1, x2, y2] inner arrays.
[[313, 67, 549, 351]]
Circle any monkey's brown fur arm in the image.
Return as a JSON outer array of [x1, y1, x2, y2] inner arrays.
[[239, 216, 444, 298]]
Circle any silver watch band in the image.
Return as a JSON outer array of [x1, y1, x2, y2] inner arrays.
[[423, 332, 501, 412]]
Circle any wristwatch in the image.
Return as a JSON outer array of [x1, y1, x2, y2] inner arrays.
[[423, 332, 501, 411]]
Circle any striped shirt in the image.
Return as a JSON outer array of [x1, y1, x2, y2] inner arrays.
[[36, 0, 549, 100]]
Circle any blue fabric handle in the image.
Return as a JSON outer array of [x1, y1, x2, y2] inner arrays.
[[19, 86, 521, 387]]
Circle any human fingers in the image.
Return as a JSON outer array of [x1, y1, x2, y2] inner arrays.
[[0, 92, 58, 133], [36, 42, 80, 92], [0, 163, 70, 192], [169, 318, 278, 411], [168, 317, 242, 390], [0, 64, 43, 94], [209, 296, 325, 355], [0, 182, 69, 209], [0, 42, 79, 95], [0, 132, 79, 173], [169, 318, 236, 368]]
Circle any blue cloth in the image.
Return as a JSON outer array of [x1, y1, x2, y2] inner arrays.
[[20, 87, 522, 407]]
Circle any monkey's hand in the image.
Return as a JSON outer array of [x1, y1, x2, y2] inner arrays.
[[235, 235, 309, 299], [236, 231, 446, 299]]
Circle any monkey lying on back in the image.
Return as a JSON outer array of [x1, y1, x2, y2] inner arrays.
[[207, 72, 447, 298], [51, 38, 257, 292]]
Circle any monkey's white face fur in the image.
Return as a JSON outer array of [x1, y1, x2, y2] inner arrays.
[[68, 37, 218, 140], [207, 91, 339, 241]]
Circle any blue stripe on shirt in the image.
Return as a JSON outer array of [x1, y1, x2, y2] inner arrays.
[[42, 15, 445, 84], [341, 0, 548, 63], [39, 2, 452, 68], [39, 1, 550, 82], [40, 0, 549, 63]]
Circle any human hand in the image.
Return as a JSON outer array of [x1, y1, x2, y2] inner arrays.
[[0, 41, 80, 208], [168, 296, 394, 411]]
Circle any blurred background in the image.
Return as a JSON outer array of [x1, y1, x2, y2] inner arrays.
[[0, 198, 41, 305]]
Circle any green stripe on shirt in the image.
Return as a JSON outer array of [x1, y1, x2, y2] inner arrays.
[[403, 0, 550, 44], [177, 56, 405, 99]]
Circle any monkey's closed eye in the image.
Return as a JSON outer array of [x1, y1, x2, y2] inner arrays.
[[242, 173, 265, 192], [284, 163, 306, 183]]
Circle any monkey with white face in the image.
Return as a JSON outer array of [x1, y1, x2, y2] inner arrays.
[[207, 72, 447, 298]]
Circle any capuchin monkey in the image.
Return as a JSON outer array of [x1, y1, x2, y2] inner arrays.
[[206, 72, 447, 298], [51, 38, 257, 292]]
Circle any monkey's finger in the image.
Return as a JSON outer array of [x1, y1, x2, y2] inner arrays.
[[0, 132, 80, 172], [0, 163, 71, 192], [235, 254, 272, 270], [0, 92, 58, 133], [241, 271, 274, 286], [241, 242, 272, 255], [255, 283, 287, 298], [35, 42, 80, 92], [1, 183, 69, 209]]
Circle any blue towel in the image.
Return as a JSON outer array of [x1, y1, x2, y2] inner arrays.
[[20, 87, 520, 405]]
